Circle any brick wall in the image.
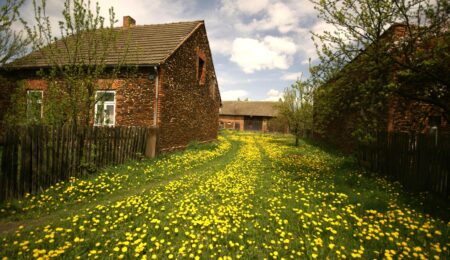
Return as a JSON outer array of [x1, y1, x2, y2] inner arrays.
[[158, 24, 220, 151], [0, 74, 21, 140], [0, 70, 45, 140], [1, 68, 156, 128], [219, 115, 244, 131], [316, 113, 359, 152], [109, 69, 156, 127], [388, 95, 448, 134]]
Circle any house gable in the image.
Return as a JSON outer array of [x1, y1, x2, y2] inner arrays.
[[158, 23, 220, 151]]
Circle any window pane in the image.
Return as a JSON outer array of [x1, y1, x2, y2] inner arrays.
[[28, 91, 43, 102], [27, 91, 43, 121], [105, 105, 115, 125], [95, 104, 104, 125], [97, 92, 115, 102], [94, 91, 115, 126]]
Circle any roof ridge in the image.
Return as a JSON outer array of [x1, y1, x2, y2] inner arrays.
[[116, 20, 204, 29]]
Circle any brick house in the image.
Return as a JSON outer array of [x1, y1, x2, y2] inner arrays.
[[0, 17, 221, 151], [314, 24, 448, 150], [219, 101, 278, 132]]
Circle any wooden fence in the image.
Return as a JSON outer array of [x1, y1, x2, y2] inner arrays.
[[0, 125, 157, 202], [357, 132, 449, 199]]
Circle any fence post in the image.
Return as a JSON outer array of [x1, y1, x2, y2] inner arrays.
[[145, 127, 158, 159]]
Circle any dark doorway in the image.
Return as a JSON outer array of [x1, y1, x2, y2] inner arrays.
[[244, 116, 262, 131]]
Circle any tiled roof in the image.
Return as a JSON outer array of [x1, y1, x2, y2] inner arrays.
[[220, 101, 279, 117], [9, 20, 203, 68]]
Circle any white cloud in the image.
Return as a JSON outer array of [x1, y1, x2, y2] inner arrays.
[[265, 2, 298, 33], [298, 21, 339, 63], [18, 0, 188, 38], [281, 72, 303, 81], [264, 89, 283, 101], [221, 0, 321, 65], [220, 0, 269, 15], [235, 1, 317, 34], [99, 0, 186, 25], [311, 21, 337, 35], [230, 36, 297, 73], [292, 22, 334, 64], [237, 0, 269, 14], [221, 89, 249, 101], [264, 36, 297, 54], [209, 38, 233, 56], [236, 2, 297, 33], [267, 89, 279, 97]]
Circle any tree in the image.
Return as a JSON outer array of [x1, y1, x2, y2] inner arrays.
[[277, 78, 314, 146], [7, 0, 129, 127], [0, 0, 28, 66], [391, 1, 450, 121], [310, 0, 449, 141]]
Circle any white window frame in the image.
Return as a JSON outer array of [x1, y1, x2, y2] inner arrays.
[[94, 90, 116, 126], [27, 90, 43, 120]]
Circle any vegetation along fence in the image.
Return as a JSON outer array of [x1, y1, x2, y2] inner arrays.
[[357, 132, 449, 199], [0, 125, 157, 202]]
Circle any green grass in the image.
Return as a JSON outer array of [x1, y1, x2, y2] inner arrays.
[[0, 134, 234, 221], [0, 131, 448, 259]]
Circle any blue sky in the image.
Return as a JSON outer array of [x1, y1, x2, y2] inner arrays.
[[14, 0, 334, 101]]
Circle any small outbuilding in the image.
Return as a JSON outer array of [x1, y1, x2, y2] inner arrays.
[[219, 101, 278, 132]]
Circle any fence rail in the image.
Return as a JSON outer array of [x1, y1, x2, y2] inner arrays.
[[357, 132, 449, 199], [0, 125, 155, 202]]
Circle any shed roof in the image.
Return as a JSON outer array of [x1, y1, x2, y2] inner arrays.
[[9, 20, 203, 68], [220, 101, 279, 117]]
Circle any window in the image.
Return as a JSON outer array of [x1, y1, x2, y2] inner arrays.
[[95, 91, 116, 126], [428, 115, 441, 127], [27, 90, 43, 121], [198, 56, 205, 82], [196, 48, 206, 85]]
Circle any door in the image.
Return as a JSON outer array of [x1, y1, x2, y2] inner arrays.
[[244, 116, 262, 131]]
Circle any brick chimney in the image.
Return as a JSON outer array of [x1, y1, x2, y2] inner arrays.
[[123, 16, 136, 27]]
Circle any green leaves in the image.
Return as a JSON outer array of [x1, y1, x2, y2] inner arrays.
[[310, 0, 450, 143], [278, 79, 315, 144], [0, 0, 28, 66], [24, 0, 125, 127]]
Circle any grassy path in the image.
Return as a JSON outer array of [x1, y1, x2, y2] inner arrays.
[[0, 131, 448, 259], [0, 134, 235, 224], [0, 134, 234, 221], [0, 136, 239, 236]]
